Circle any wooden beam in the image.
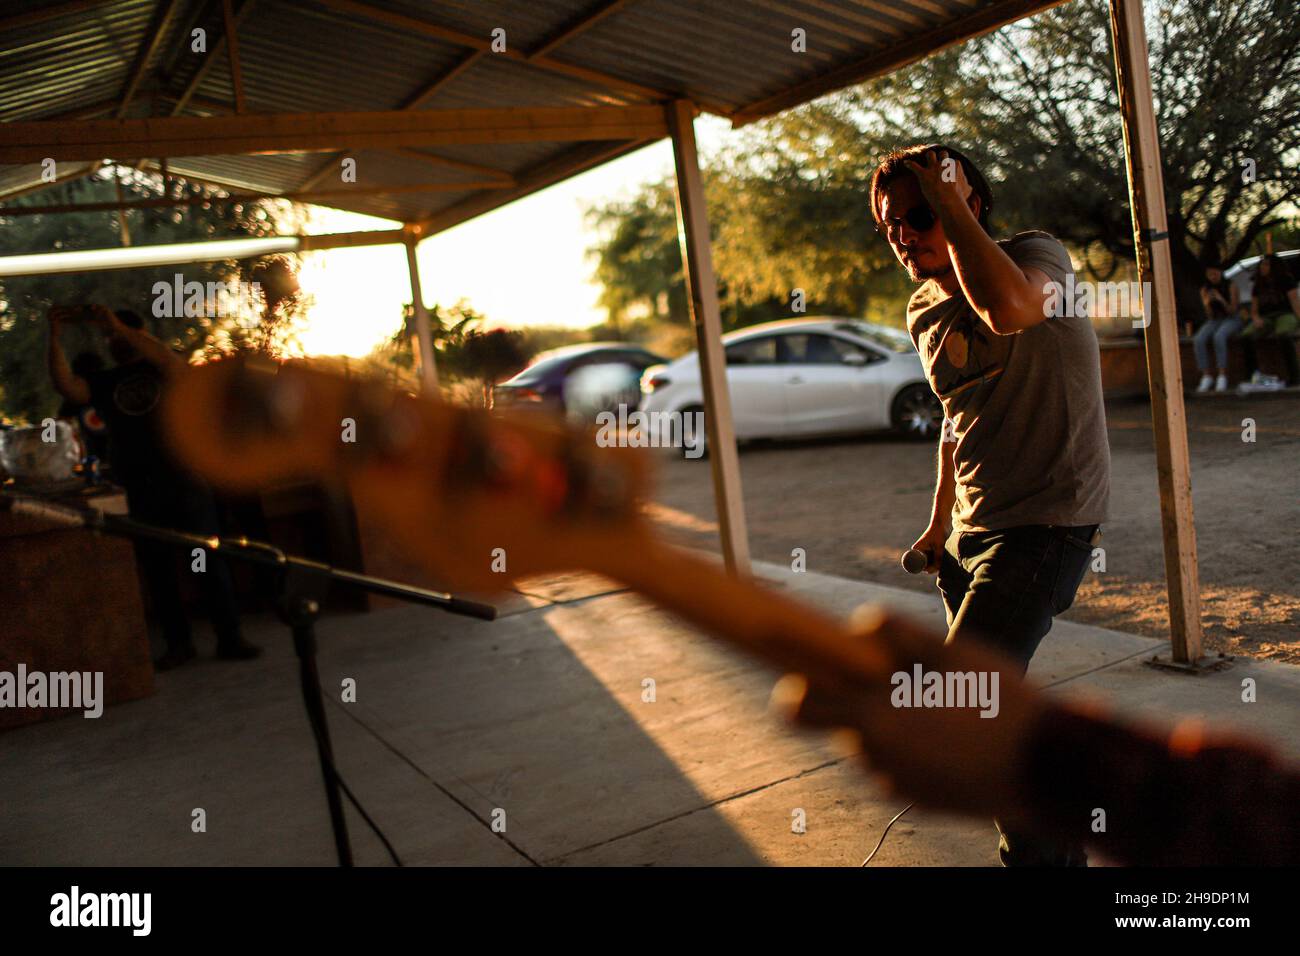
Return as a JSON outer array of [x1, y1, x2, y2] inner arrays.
[[170, 0, 258, 115], [298, 228, 411, 252], [402, 51, 484, 111], [526, 0, 640, 60], [1108, 0, 1202, 662], [0, 163, 103, 202], [304, 0, 667, 102], [416, 137, 655, 236], [386, 147, 512, 183], [0, 180, 511, 216], [665, 99, 750, 576], [301, 47, 484, 192], [732, 0, 1070, 126], [220, 0, 247, 114], [0, 105, 671, 163], [117, 0, 182, 118], [405, 239, 439, 392], [298, 156, 347, 193], [298, 51, 490, 195]]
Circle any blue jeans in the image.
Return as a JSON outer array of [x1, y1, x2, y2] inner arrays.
[[1192, 316, 1241, 371], [938, 523, 1098, 866]]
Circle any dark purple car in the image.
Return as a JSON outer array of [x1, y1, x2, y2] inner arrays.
[[493, 342, 667, 422]]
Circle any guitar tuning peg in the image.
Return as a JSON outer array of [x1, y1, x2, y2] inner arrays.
[[266, 375, 307, 433], [567, 445, 632, 518], [220, 356, 303, 437], [338, 383, 421, 461]]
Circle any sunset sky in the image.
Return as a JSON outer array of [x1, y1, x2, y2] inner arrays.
[[294, 117, 731, 358]]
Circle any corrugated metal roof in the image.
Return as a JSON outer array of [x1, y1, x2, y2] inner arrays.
[[0, 0, 1062, 230]]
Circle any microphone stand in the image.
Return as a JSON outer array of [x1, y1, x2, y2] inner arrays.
[[3, 495, 496, 866]]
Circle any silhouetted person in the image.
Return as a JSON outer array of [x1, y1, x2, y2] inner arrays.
[[1239, 254, 1300, 387], [48, 304, 259, 670]]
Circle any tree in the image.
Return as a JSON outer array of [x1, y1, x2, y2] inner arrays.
[[584, 181, 687, 330], [587, 0, 1299, 326], [441, 328, 529, 406], [0, 166, 293, 422], [894, 0, 1300, 313]]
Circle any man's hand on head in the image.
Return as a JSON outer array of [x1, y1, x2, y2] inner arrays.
[[906, 149, 974, 217]]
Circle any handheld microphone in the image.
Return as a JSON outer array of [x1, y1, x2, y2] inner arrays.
[[901, 548, 928, 574]]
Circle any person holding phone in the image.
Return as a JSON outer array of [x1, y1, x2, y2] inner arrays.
[[47, 304, 259, 670]]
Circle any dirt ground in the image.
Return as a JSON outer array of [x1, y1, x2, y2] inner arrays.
[[646, 390, 1300, 663]]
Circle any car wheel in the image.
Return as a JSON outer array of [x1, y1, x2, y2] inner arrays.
[[890, 384, 943, 439]]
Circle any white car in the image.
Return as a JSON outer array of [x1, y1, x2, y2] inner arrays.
[[639, 318, 942, 446]]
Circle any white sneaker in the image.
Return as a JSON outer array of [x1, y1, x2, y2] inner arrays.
[[1215, 374, 1229, 392], [1196, 374, 1214, 392], [1251, 371, 1285, 390]]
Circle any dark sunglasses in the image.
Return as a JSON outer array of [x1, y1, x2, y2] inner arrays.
[[875, 204, 937, 236]]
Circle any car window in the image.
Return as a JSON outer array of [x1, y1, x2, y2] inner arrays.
[[726, 336, 778, 365], [839, 322, 913, 354], [781, 333, 869, 364]]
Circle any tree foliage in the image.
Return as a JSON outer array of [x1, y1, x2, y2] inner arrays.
[[0, 167, 293, 421], [586, 0, 1299, 329]]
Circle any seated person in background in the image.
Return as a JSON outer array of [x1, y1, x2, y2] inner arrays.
[[777, 607, 1300, 866], [1239, 254, 1300, 389], [47, 304, 260, 670], [1192, 262, 1241, 393]]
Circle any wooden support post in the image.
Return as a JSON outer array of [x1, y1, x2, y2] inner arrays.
[[404, 236, 439, 393], [665, 99, 751, 576], [1109, 0, 1202, 662]]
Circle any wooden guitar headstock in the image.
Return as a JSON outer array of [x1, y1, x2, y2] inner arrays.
[[163, 356, 653, 593], [163, 356, 890, 685]]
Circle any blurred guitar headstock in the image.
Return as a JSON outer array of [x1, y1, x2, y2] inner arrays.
[[163, 356, 652, 593]]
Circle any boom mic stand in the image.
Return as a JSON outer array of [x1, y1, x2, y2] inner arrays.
[[2, 495, 496, 866]]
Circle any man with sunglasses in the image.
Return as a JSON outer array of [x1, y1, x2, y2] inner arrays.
[[871, 144, 1111, 867]]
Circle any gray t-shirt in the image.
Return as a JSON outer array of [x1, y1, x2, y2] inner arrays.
[[906, 231, 1110, 532]]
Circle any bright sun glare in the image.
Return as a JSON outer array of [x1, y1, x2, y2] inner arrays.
[[284, 128, 721, 359]]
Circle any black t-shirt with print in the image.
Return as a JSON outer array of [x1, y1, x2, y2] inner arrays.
[[85, 360, 182, 490]]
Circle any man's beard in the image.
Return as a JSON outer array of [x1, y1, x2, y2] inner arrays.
[[907, 259, 954, 283]]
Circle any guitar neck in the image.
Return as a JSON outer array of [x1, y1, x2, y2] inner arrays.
[[598, 539, 889, 688]]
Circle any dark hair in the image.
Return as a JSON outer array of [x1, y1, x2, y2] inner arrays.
[[115, 309, 144, 330], [870, 144, 995, 231], [1255, 254, 1293, 290]]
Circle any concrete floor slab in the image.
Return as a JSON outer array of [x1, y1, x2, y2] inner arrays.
[[3, 561, 1296, 866]]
